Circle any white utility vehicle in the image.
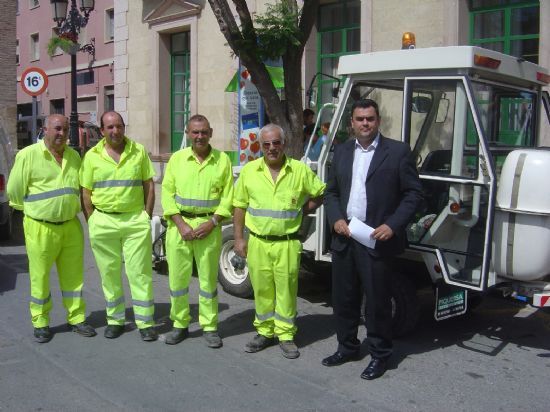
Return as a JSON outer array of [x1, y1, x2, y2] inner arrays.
[[217, 46, 550, 336]]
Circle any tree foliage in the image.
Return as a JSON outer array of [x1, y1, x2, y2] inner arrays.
[[208, 0, 319, 158]]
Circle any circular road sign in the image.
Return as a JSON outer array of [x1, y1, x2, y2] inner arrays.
[[21, 67, 49, 96]]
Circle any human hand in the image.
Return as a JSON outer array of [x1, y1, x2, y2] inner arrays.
[[194, 220, 214, 240], [333, 219, 351, 237], [234, 238, 248, 258], [178, 221, 195, 241], [371, 224, 394, 241]]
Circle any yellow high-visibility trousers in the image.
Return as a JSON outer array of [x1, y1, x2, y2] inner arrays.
[[88, 210, 154, 329], [247, 236, 301, 341], [166, 219, 221, 331], [23, 216, 86, 328]]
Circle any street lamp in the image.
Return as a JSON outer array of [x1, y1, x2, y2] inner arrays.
[[50, 0, 95, 151]]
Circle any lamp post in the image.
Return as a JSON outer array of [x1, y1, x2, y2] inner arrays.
[[50, 0, 95, 151]]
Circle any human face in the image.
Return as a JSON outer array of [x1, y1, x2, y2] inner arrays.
[[43, 115, 69, 153], [101, 112, 126, 149], [186, 120, 212, 153], [351, 106, 381, 144], [260, 128, 285, 166]]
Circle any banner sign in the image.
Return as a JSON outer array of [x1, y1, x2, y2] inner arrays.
[[237, 64, 264, 165]]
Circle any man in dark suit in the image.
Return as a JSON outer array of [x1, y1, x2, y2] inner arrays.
[[322, 99, 422, 380]]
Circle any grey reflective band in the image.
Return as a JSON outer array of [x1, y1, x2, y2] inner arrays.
[[275, 312, 296, 325], [61, 290, 82, 298], [106, 296, 125, 308], [134, 314, 154, 322], [174, 195, 220, 208], [256, 311, 275, 321], [199, 289, 218, 299], [24, 187, 79, 202], [93, 180, 142, 189], [170, 288, 189, 297], [133, 299, 154, 307], [109, 311, 126, 320], [30, 293, 51, 305], [247, 207, 300, 219]]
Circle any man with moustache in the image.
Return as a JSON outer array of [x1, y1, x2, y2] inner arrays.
[[323, 99, 423, 380], [161, 114, 233, 347], [7, 114, 96, 342], [233, 123, 325, 359], [80, 111, 157, 342]]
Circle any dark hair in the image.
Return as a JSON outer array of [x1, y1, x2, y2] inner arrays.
[[303, 108, 315, 117], [186, 114, 211, 131], [100, 111, 126, 128], [351, 99, 380, 118]]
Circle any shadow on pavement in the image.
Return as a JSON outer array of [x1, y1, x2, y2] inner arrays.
[[0, 254, 29, 294]]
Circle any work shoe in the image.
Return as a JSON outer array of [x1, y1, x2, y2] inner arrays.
[[104, 325, 124, 339], [244, 334, 276, 353], [34, 326, 52, 343], [139, 327, 158, 342], [203, 331, 223, 348], [279, 340, 300, 359], [70, 322, 97, 337], [165, 327, 189, 345]]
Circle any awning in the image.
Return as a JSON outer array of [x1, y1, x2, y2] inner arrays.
[[225, 65, 284, 92]]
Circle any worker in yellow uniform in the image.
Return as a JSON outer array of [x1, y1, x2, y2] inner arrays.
[[80, 111, 157, 342], [161, 114, 233, 348], [233, 123, 325, 359], [7, 114, 96, 343]]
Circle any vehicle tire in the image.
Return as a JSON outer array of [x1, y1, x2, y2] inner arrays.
[[362, 271, 419, 338], [0, 210, 12, 241], [218, 225, 253, 298]]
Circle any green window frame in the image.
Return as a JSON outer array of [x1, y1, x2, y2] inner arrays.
[[469, 1, 540, 63], [171, 32, 191, 152], [316, 0, 360, 107]]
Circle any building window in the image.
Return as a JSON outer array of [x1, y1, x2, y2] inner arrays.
[[170, 32, 191, 152], [105, 8, 114, 42], [76, 70, 95, 85], [30, 33, 39, 61], [29, 0, 39, 9], [51, 28, 63, 55], [16, 39, 20, 65], [470, 1, 540, 63], [50, 99, 65, 115], [316, 0, 360, 107], [104, 85, 114, 112], [77, 96, 97, 114]]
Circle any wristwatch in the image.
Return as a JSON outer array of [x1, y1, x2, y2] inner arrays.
[[211, 216, 218, 226]]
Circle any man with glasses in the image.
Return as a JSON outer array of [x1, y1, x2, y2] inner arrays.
[[161, 114, 233, 347], [233, 124, 325, 359]]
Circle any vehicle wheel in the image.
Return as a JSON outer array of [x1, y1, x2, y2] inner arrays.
[[152, 231, 168, 274], [362, 271, 419, 338], [0, 210, 12, 241], [218, 225, 253, 298]]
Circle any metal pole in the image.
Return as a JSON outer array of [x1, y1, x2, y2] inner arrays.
[[68, 0, 79, 152], [32, 96, 38, 143]]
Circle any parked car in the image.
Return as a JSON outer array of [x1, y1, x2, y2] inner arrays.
[[0, 122, 14, 240]]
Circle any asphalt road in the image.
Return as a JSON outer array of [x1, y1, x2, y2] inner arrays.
[[1, 211, 550, 412]]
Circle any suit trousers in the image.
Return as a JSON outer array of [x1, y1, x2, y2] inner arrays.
[[331, 239, 393, 360]]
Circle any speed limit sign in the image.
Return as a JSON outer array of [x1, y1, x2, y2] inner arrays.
[[21, 67, 49, 96]]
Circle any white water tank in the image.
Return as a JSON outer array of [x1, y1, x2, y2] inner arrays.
[[493, 149, 550, 281]]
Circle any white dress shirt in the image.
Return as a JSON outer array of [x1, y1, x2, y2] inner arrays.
[[346, 134, 379, 221]]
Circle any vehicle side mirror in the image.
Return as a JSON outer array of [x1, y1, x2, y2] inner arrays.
[[411, 96, 432, 113]]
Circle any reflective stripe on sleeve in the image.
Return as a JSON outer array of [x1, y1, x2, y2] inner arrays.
[[247, 207, 300, 219], [30, 293, 52, 305], [170, 288, 189, 298], [174, 195, 220, 208], [199, 289, 218, 299], [24, 187, 79, 202], [92, 180, 142, 189]]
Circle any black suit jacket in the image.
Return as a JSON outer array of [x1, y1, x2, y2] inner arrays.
[[324, 135, 423, 257]]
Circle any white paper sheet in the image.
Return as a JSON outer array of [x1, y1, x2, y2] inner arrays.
[[348, 217, 377, 249]]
